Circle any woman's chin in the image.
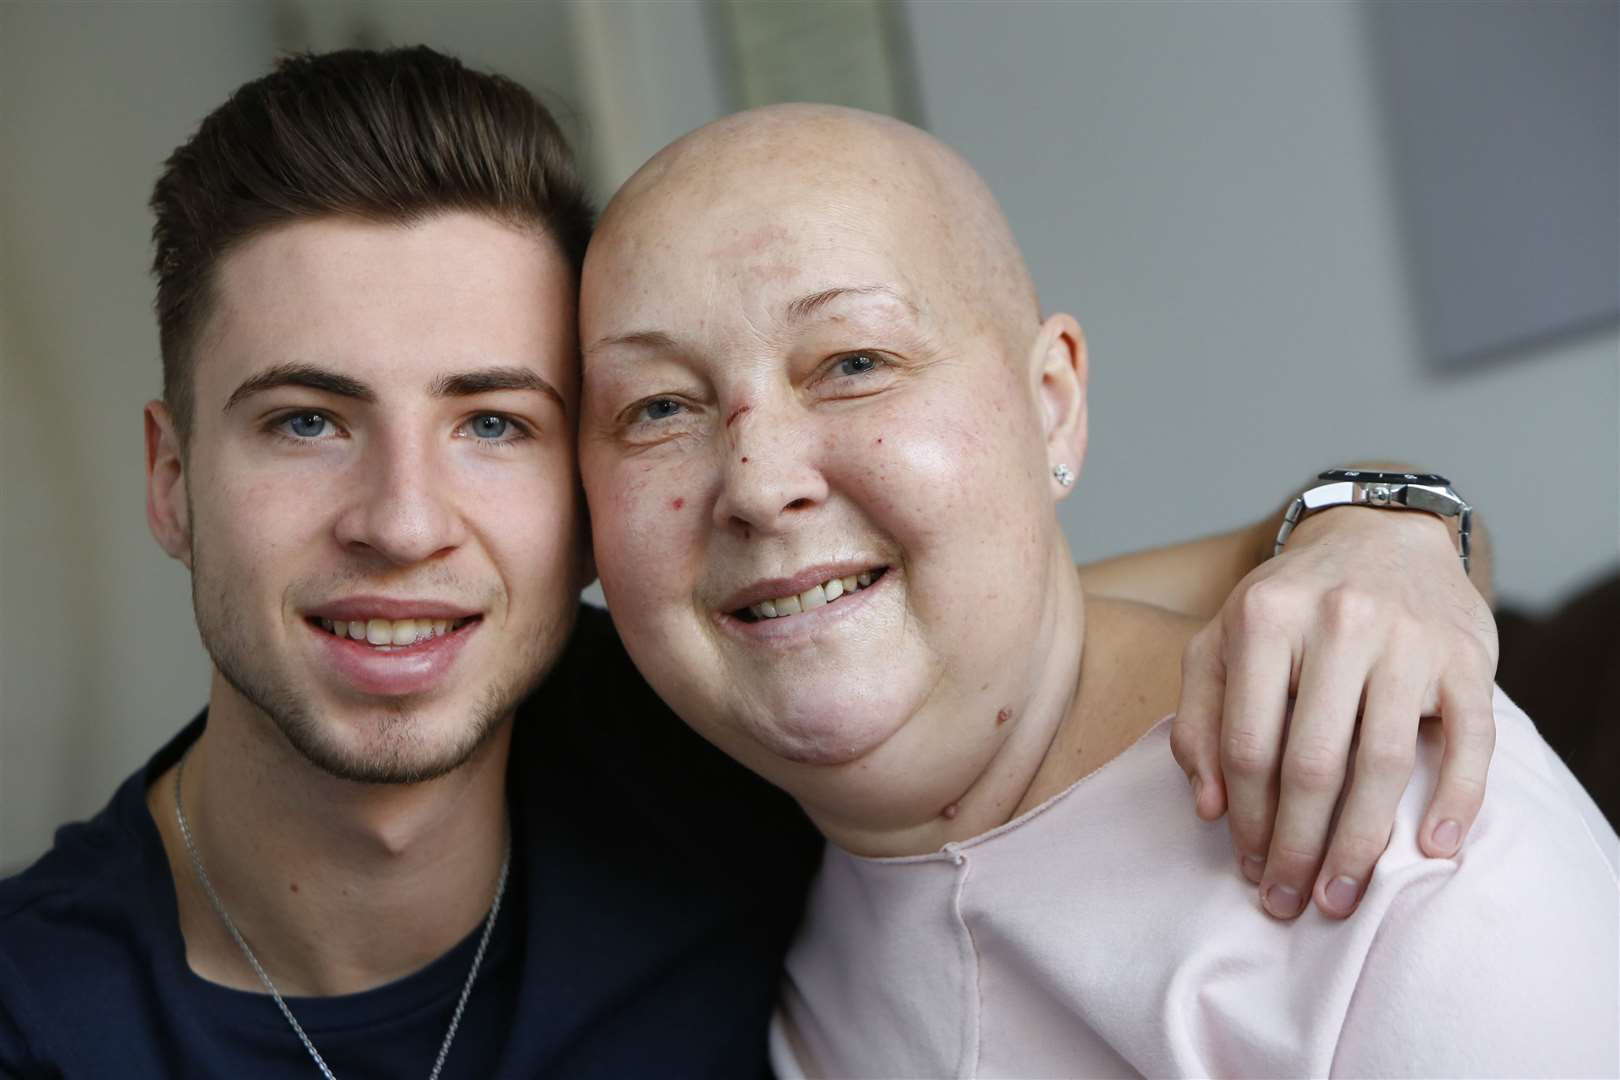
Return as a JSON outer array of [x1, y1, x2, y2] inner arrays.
[[741, 701, 910, 768]]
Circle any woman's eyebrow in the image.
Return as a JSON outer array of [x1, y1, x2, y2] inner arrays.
[[582, 329, 679, 362], [784, 284, 920, 322]]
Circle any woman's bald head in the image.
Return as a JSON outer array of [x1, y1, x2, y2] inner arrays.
[[590, 104, 1041, 357]]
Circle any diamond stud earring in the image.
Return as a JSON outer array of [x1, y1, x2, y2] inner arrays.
[[1052, 463, 1074, 488]]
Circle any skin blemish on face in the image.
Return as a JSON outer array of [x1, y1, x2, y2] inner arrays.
[[875, 437, 883, 445], [941, 802, 960, 820], [996, 707, 1013, 726], [289, 882, 299, 894], [707, 223, 790, 260], [726, 404, 752, 429], [671, 497, 685, 510], [740, 456, 749, 463]]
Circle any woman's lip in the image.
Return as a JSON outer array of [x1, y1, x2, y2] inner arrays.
[[307, 617, 478, 697], [719, 562, 888, 612], [715, 568, 890, 643]]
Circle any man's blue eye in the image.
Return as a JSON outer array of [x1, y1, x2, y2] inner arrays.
[[642, 399, 684, 421], [470, 414, 510, 439], [286, 413, 328, 438], [838, 354, 878, 376]]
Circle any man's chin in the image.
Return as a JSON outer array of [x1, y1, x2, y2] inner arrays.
[[274, 703, 511, 785]]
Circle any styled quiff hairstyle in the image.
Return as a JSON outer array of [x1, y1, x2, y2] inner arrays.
[[149, 46, 594, 445]]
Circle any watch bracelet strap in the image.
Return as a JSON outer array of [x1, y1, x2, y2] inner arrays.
[[1273, 496, 1471, 572]]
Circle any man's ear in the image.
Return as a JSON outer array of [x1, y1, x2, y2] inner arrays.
[[1031, 313, 1088, 498], [145, 401, 192, 568]]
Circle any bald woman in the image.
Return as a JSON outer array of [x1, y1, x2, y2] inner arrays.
[[578, 105, 1618, 1077]]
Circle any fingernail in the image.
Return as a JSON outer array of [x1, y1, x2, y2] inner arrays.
[[1264, 883, 1304, 918], [1241, 855, 1265, 883], [1323, 875, 1360, 913], [1431, 819, 1461, 855]]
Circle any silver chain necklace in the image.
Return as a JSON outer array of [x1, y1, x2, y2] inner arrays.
[[173, 748, 510, 1080]]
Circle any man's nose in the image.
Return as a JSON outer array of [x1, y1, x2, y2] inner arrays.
[[333, 435, 467, 565], [711, 402, 829, 536]]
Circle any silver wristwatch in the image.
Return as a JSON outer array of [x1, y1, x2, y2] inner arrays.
[[1274, 468, 1472, 571]]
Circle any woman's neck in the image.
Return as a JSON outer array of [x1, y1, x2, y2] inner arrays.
[[798, 549, 1088, 857], [799, 585, 1200, 859]]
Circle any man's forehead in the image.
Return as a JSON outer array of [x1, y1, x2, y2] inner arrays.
[[198, 215, 579, 403]]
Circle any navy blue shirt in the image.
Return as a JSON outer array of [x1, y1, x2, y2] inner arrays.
[[0, 606, 822, 1078]]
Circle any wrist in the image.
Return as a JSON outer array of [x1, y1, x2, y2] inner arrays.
[[1288, 503, 1456, 554]]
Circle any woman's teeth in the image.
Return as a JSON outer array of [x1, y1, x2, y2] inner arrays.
[[313, 616, 471, 648], [747, 570, 881, 621]]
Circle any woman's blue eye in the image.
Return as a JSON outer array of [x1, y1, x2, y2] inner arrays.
[[642, 399, 684, 421], [286, 412, 329, 438], [469, 414, 510, 439], [837, 353, 878, 376]]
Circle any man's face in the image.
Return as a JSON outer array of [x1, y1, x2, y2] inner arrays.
[[156, 212, 586, 782], [578, 165, 1066, 809]]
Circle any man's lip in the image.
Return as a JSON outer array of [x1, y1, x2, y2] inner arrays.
[[304, 596, 483, 621], [718, 562, 888, 612]]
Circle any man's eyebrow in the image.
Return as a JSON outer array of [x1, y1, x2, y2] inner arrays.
[[223, 363, 376, 412], [430, 366, 566, 410], [785, 284, 920, 321]]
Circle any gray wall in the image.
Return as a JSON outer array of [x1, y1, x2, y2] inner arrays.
[[903, 0, 1618, 597], [3, 1, 1616, 869]]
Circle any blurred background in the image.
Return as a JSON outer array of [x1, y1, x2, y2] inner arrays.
[[2, 0, 1616, 869]]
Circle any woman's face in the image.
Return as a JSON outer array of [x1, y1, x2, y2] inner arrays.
[[578, 178, 1079, 810]]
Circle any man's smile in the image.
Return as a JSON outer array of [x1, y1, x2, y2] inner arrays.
[[301, 596, 486, 695]]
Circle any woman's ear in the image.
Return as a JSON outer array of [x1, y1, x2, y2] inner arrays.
[[1031, 313, 1088, 498], [145, 401, 193, 568]]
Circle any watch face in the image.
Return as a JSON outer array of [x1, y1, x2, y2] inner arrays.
[[1319, 468, 1450, 486]]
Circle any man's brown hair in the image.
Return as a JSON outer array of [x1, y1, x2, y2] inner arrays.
[[149, 46, 594, 444]]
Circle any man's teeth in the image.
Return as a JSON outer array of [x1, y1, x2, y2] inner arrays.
[[315, 616, 464, 647], [748, 572, 878, 620]]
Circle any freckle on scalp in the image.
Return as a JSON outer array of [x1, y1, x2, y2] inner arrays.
[[996, 707, 1012, 726]]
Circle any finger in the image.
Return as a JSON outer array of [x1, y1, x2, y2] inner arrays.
[[1218, 620, 1294, 885], [1259, 644, 1372, 920], [1311, 661, 1422, 918], [1419, 672, 1496, 858], [1173, 627, 1229, 821]]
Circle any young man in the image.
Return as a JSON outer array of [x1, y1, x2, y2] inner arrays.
[[0, 48, 1501, 1077]]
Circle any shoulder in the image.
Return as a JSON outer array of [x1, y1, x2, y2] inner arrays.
[[0, 753, 180, 1073], [1330, 688, 1618, 1076]]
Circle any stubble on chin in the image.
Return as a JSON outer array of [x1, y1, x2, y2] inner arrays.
[[188, 550, 563, 786]]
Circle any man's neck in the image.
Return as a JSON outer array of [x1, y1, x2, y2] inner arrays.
[[146, 685, 514, 997]]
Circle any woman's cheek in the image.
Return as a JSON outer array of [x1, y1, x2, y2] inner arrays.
[[863, 392, 1001, 522]]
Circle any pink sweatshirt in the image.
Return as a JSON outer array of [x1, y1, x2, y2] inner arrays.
[[772, 688, 1619, 1078]]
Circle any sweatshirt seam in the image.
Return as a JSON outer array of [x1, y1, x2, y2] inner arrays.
[[948, 851, 983, 1078]]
